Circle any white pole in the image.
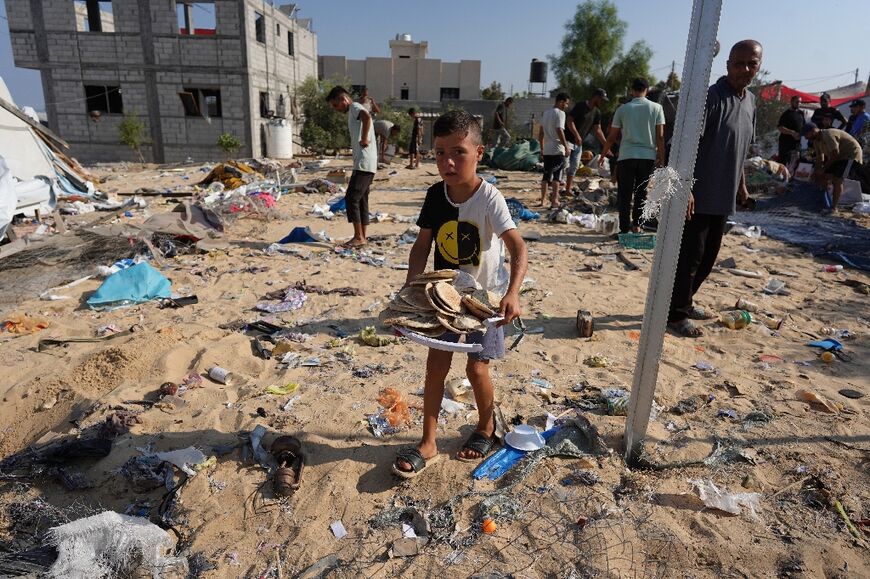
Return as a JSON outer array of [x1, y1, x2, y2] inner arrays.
[[623, 0, 723, 463]]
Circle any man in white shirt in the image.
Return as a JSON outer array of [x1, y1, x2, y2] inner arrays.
[[537, 92, 571, 208]]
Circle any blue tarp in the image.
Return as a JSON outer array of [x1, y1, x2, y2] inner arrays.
[[506, 198, 540, 224], [734, 182, 870, 271], [328, 197, 346, 213], [277, 226, 322, 244], [87, 262, 171, 310]]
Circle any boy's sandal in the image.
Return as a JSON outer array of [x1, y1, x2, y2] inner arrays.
[[687, 306, 715, 320], [392, 447, 440, 479], [667, 319, 704, 338], [456, 431, 497, 463]]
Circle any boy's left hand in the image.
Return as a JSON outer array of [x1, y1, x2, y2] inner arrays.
[[498, 291, 521, 327]]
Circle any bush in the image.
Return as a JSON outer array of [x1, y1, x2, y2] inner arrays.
[[118, 112, 148, 163], [217, 132, 242, 158], [298, 76, 351, 154]]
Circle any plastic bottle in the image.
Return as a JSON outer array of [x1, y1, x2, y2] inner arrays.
[[821, 265, 843, 272], [735, 298, 760, 313], [719, 310, 752, 330]]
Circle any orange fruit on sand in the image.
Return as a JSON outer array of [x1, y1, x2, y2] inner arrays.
[[482, 518, 497, 534], [821, 351, 835, 363]]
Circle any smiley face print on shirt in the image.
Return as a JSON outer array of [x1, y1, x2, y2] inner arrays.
[[435, 220, 481, 266]]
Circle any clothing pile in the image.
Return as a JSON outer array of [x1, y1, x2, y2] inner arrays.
[[379, 270, 500, 337]]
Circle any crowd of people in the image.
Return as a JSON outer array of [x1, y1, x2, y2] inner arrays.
[[319, 38, 862, 476], [777, 92, 870, 212]]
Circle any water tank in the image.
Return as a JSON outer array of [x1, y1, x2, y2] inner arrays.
[[401, 33, 412, 42], [530, 59, 548, 83], [265, 119, 293, 159]]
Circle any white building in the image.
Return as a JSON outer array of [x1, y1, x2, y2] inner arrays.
[[319, 34, 480, 102]]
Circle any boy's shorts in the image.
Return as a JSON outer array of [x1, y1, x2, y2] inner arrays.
[[439, 325, 505, 361], [542, 154, 566, 183]]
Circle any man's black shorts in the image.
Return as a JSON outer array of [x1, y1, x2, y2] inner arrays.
[[542, 154, 566, 183]]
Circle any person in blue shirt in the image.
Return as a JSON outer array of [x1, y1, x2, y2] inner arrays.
[[845, 99, 869, 138]]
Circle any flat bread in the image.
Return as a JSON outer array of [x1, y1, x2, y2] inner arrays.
[[462, 295, 494, 318], [386, 299, 426, 314], [436, 313, 462, 334], [405, 325, 448, 338], [425, 283, 457, 316], [453, 314, 485, 332], [392, 317, 441, 330], [397, 286, 433, 310], [414, 269, 458, 282], [433, 281, 463, 313]]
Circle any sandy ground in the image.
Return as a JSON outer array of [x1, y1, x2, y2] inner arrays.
[[1, 156, 869, 578]]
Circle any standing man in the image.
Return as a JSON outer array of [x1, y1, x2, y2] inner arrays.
[[327, 86, 377, 248], [599, 78, 665, 234], [802, 123, 870, 212], [667, 40, 762, 338], [537, 92, 571, 208], [490, 97, 513, 148], [407, 108, 423, 169], [810, 93, 846, 130], [565, 88, 608, 196], [845, 99, 869, 138], [776, 95, 805, 165]]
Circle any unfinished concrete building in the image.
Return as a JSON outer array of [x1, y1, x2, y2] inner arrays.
[[4, 1, 317, 162]]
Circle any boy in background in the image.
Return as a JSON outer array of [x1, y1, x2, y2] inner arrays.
[[407, 108, 423, 169], [327, 86, 377, 248], [538, 92, 571, 208], [393, 110, 528, 478]]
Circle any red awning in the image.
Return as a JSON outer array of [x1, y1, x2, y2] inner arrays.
[[758, 83, 867, 107]]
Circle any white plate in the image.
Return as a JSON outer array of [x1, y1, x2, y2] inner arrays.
[[504, 431, 545, 452]]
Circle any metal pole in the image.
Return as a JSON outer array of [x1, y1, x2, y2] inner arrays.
[[623, 0, 723, 464]]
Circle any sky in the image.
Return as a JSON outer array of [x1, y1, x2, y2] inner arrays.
[[1, 0, 867, 110]]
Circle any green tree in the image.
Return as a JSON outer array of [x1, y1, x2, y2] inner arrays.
[[481, 81, 505, 101], [118, 111, 148, 163], [550, 0, 654, 111], [655, 71, 682, 92], [748, 70, 784, 150], [298, 75, 351, 154]]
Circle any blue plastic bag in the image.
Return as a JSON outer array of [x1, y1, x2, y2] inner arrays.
[[87, 262, 171, 310]]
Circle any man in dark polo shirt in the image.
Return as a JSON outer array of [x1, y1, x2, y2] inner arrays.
[[667, 39, 762, 338], [776, 95, 804, 165], [565, 88, 608, 196]]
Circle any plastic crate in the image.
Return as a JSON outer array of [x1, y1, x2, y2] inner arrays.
[[618, 232, 656, 250]]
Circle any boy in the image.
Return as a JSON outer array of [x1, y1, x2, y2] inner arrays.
[[393, 110, 528, 478], [326, 86, 377, 248], [538, 92, 571, 208], [407, 108, 423, 169]]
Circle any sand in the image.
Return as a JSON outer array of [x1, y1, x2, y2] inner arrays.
[[1, 157, 868, 578]]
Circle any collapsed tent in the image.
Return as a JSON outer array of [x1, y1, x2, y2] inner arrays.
[[0, 76, 101, 242], [733, 181, 870, 270]]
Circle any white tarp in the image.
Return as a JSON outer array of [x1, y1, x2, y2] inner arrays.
[[0, 77, 56, 182], [0, 76, 57, 240]]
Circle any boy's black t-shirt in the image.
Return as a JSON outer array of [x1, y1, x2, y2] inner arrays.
[[410, 117, 422, 140]]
